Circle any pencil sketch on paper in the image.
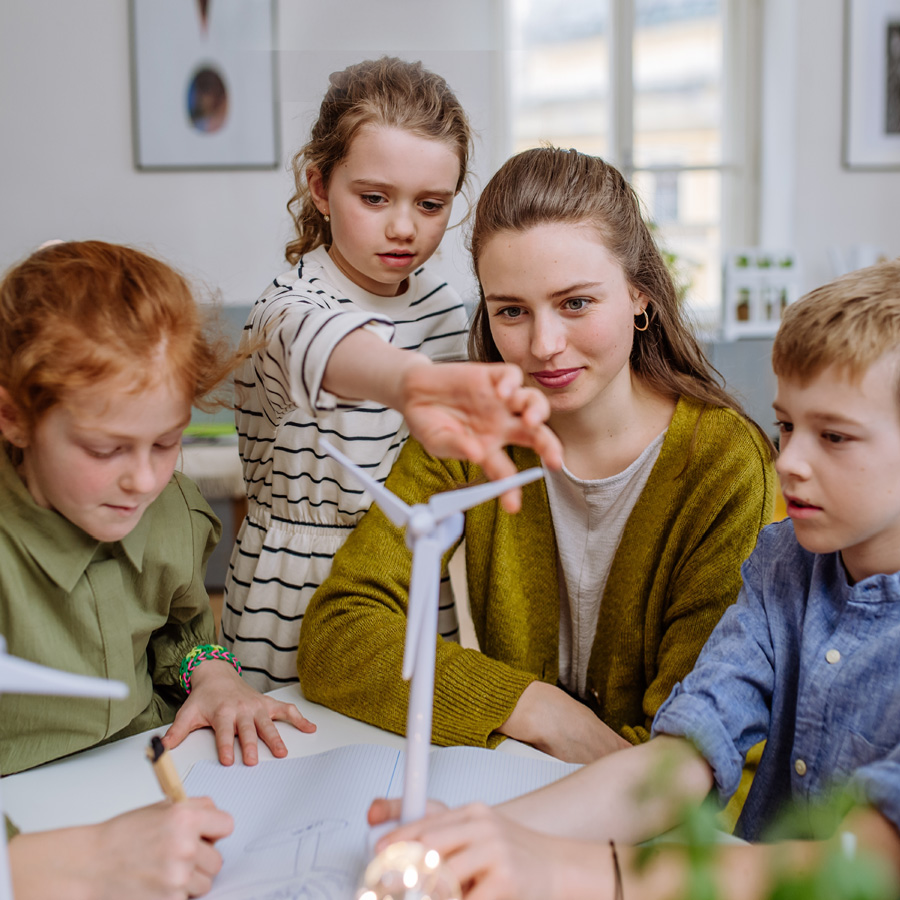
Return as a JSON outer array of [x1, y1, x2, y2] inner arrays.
[[211, 817, 356, 900], [183, 743, 582, 900]]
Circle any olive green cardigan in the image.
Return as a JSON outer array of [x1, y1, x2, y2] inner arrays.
[[298, 397, 775, 748]]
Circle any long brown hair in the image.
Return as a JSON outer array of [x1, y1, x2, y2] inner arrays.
[[285, 56, 473, 265], [468, 147, 767, 439]]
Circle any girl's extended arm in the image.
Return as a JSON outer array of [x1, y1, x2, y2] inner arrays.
[[323, 328, 563, 511]]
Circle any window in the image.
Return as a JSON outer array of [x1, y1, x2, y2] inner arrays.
[[506, 0, 760, 332], [653, 170, 680, 224]]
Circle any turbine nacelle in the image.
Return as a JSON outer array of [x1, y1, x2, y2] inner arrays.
[[406, 507, 437, 544]]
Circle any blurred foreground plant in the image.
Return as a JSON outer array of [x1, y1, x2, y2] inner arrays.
[[631, 749, 896, 900]]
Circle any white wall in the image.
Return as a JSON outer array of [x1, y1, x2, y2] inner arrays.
[[0, 0, 501, 306], [760, 0, 900, 292], [5, 1, 899, 307]]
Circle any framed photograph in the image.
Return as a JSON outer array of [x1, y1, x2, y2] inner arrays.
[[130, 0, 279, 170], [843, 0, 900, 169]]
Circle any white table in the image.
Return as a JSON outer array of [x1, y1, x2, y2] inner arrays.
[[3, 685, 550, 835]]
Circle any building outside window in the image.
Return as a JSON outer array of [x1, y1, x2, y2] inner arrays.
[[507, 0, 759, 332]]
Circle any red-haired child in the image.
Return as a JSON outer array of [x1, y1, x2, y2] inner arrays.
[[0, 240, 315, 898]]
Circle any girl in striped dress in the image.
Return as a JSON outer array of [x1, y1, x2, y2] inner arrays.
[[222, 58, 560, 691]]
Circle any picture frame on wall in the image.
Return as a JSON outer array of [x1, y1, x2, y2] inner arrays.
[[130, 0, 279, 170], [843, 0, 900, 170]]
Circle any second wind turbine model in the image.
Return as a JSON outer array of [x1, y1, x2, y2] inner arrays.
[[0, 636, 128, 900]]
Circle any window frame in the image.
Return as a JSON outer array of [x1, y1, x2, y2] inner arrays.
[[498, 0, 764, 321]]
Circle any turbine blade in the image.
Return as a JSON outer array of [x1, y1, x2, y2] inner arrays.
[[428, 467, 545, 520], [319, 437, 411, 528], [0, 655, 128, 699], [402, 536, 442, 681]]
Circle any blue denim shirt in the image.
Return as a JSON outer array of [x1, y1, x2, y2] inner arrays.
[[652, 518, 900, 841]]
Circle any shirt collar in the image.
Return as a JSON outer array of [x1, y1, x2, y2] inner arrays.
[[0, 450, 151, 592], [819, 548, 900, 604], [848, 568, 900, 603]]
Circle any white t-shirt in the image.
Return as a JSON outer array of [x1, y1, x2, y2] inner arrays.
[[546, 430, 666, 697]]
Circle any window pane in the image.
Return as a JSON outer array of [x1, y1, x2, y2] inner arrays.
[[509, 0, 611, 156], [633, 0, 723, 327], [633, 0, 723, 168], [634, 168, 722, 330], [631, 169, 722, 330], [508, 0, 726, 330]]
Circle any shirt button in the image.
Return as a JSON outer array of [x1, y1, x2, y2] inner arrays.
[[795, 758, 807, 776], [825, 648, 841, 664]]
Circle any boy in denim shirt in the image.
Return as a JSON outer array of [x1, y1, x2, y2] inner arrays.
[[375, 260, 900, 899], [649, 258, 900, 844]]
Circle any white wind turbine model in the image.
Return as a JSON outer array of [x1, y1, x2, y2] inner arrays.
[[0, 635, 128, 900], [319, 439, 544, 824]]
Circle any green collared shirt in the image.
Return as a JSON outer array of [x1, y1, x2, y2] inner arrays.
[[0, 450, 220, 782]]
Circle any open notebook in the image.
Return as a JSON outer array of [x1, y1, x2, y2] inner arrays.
[[184, 742, 579, 899]]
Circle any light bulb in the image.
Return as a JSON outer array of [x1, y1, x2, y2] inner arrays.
[[357, 840, 461, 900]]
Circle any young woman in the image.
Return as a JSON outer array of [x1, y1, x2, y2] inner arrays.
[[297, 147, 775, 764]]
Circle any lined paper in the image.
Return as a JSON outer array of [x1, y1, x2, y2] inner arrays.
[[184, 743, 579, 899]]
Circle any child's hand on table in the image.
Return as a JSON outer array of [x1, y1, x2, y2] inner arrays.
[[162, 660, 317, 765], [399, 360, 563, 513]]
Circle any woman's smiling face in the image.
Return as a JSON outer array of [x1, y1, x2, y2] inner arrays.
[[479, 222, 645, 420]]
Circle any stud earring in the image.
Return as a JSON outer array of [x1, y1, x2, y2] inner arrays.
[[634, 309, 650, 332]]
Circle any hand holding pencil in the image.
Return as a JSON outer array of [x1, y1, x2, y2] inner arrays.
[[10, 748, 233, 900], [139, 734, 234, 896]]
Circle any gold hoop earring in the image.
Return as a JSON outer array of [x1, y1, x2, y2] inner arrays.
[[634, 309, 650, 332]]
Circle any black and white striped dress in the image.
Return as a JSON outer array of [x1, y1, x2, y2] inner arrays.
[[221, 246, 468, 691]]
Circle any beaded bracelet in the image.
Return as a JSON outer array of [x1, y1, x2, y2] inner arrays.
[[179, 644, 243, 694]]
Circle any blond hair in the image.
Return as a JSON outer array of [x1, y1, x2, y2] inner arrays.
[[285, 56, 472, 265], [0, 241, 237, 440], [773, 259, 900, 386], [468, 147, 762, 430]]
